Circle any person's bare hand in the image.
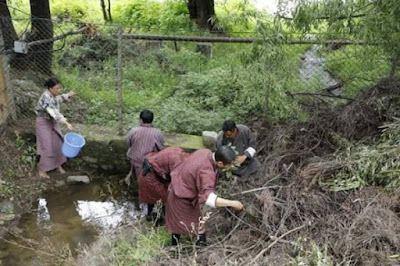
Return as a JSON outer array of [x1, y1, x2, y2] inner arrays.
[[235, 155, 247, 165], [232, 201, 244, 211], [66, 122, 73, 131], [68, 91, 76, 98]]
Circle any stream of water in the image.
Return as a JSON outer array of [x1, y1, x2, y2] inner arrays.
[[0, 178, 138, 265], [300, 45, 342, 95]]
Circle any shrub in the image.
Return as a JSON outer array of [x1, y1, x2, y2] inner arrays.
[[51, 0, 99, 22]]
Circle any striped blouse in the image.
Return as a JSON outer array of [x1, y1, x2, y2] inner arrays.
[[35, 90, 69, 124]]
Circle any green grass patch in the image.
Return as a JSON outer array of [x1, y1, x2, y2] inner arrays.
[[78, 225, 170, 266]]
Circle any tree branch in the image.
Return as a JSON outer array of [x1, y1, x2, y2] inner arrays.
[[278, 13, 366, 21], [286, 91, 354, 101], [27, 26, 88, 47], [250, 223, 307, 264]]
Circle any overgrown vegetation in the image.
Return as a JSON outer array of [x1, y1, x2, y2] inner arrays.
[[324, 118, 400, 191], [77, 225, 169, 266], [3, 0, 400, 265]]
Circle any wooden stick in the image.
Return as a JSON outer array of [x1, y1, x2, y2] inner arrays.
[[231, 185, 280, 196], [286, 91, 354, 101], [249, 223, 307, 264]]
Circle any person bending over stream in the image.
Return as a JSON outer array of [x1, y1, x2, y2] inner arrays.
[[166, 145, 244, 246]]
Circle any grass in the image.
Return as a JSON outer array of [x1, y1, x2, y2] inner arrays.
[[51, 35, 329, 133], [77, 225, 170, 266], [324, 45, 392, 98]]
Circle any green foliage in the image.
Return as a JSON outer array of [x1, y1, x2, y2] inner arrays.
[[54, 26, 316, 133], [51, 0, 98, 22], [113, 0, 192, 32], [324, 119, 400, 191], [285, 0, 400, 61], [15, 134, 37, 168], [240, 23, 313, 121], [0, 180, 14, 198], [214, 0, 266, 34], [324, 45, 391, 98], [290, 242, 334, 266], [106, 227, 169, 265]]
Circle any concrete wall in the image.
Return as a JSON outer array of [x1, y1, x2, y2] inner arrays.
[[18, 123, 205, 174]]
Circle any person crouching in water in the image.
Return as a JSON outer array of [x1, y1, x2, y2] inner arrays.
[[139, 147, 189, 223], [35, 78, 76, 179], [166, 145, 244, 246]]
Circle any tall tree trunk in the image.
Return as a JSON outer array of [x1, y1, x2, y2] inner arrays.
[[100, 0, 109, 23], [107, 0, 112, 22], [0, 0, 18, 50], [187, 0, 216, 31], [28, 0, 53, 76]]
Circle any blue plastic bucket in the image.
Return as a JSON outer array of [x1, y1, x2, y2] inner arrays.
[[62, 132, 85, 158]]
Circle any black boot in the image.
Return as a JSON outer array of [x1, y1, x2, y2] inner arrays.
[[146, 204, 155, 222], [196, 234, 207, 246], [171, 234, 181, 246]]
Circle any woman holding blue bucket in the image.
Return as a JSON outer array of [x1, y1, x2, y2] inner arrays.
[[35, 78, 76, 179]]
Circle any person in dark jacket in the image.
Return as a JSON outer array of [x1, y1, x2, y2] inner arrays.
[[215, 120, 260, 178]]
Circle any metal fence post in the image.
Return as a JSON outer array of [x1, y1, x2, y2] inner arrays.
[[117, 27, 123, 135]]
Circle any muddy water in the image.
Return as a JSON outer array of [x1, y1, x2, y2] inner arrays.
[[1, 178, 138, 265]]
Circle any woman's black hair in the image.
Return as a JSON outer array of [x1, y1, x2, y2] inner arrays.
[[45, 78, 60, 89]]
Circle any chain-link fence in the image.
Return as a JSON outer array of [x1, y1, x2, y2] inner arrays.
[[1, 16, 398, 132]]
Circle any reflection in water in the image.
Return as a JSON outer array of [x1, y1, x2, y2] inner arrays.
[[1, 179, 138, 266], [36, 198, 51, 229], [77, 200, 137, 229]]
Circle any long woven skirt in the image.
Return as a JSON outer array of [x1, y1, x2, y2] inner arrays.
[[36, 117, 66, 172]]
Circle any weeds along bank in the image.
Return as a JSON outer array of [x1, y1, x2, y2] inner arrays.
[[50, 35, 390, 135], [2, 0, 400, 264], [75, 78, 400, 266], [50, 34, 312, 134]]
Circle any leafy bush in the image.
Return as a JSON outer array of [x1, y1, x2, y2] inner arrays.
[[52, 19, 317, 134], [215, 0, 264, 34], [157, 99, 229, 134], [158, 0, 193, 32], [113, 0, 192, 32], [15, 133, 37, 168], [51, 0, 99, 22], [324, 119, 400, 191]]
